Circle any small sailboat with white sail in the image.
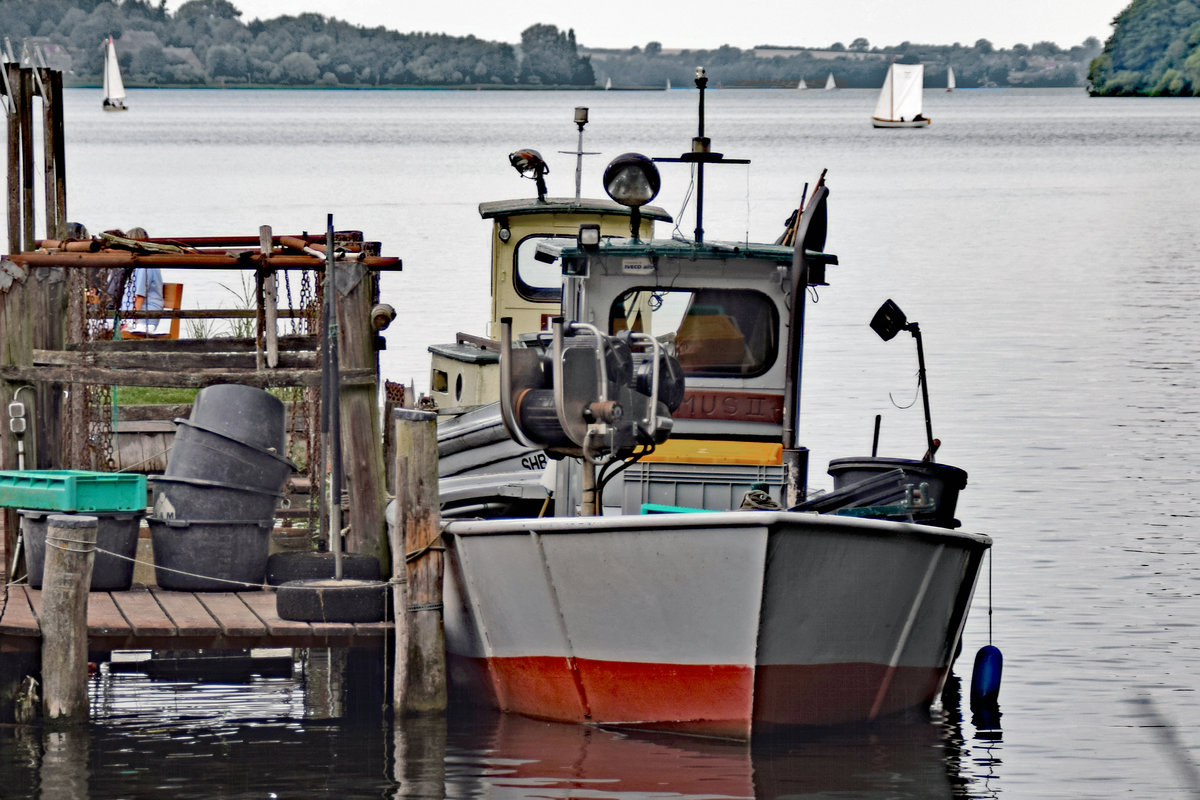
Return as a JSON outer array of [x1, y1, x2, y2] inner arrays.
[[797, 77, 808, 90], [824, 72, 836, 90], [872, 62, 928, 128], [947, 66, 956, 92], [102, 36, 127, 111]]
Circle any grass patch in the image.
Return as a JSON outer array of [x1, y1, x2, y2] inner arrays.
[[114, 386, 201, 405]]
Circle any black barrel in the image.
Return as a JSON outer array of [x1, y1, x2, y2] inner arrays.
[[150, 475, 282, 522], [187, 384, 287, 453], [149, 517, 273, 591], [827, 457, 968, 528], [20, 508, 143, 590], [167, 419, 295, 494]]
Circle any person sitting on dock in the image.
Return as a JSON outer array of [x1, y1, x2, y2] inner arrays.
[[119, 227, 166, 336]]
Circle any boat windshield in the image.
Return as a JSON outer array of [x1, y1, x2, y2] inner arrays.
[[514, 234, 574, 302], [609, 288, 778, 377]]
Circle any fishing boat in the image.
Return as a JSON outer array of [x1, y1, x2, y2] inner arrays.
[[102, 36, 127, 111], [824, 71, 837, 90], [872, 63, 928, 128], [432, 67, 991, 739], [947, 65, 956, 92]]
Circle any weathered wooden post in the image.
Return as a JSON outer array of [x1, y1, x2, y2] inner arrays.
[[41, 514, 97, 726], [392, 407, 445, 715], [333, 240, 388, 568]]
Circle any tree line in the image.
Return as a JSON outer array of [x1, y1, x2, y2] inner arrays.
[[1, 0, 1103, 89], [1087, 0, 1200, 95]]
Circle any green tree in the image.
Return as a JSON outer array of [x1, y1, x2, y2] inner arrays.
[[205, 42, 246, 79], [519, 24, 592, 85], [277, 50, 319, 83], [174, 0, 240, 21], [1088, 0, 1200, 95]]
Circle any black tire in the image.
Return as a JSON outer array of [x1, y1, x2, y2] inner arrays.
[[275, 578, 389, 623], [266, 551, 382, 585]]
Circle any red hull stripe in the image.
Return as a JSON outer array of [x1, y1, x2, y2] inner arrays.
[[450, 654, 944, 736]]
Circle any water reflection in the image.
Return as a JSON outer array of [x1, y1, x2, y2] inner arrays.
[[0, 668, 1006, 799]]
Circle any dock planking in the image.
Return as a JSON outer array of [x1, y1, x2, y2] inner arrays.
[[0, 584, 392, 652]]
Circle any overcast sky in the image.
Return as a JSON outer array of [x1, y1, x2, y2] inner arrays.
[[170, 0, 1129, 50]]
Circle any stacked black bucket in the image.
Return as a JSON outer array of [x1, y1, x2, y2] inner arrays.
[[149, 384, 295, 590]]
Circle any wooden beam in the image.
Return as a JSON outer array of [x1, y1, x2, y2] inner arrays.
[[33, 349, 318, 371], [0, 364, 377, 389]]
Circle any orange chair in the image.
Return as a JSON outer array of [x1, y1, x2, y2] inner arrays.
[[122, 282, 183, 339]]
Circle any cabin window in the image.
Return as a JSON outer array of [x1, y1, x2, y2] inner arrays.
[[609, 288, 779, 377], [513, 235, 574, 303]]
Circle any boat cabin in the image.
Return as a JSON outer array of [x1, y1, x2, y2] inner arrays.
[[427, 197, 670, 410]]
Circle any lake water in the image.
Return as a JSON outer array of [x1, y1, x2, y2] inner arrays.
[[2, 85, 1200, 797]]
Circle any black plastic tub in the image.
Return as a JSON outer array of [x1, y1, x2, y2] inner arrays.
[[827, 457, 968, 529], [167, 419, 295, 494], [20, 508, 143, 590], [149, 516, 273, 591], [188, 383, 287, 453], [150, 475, 281, 522]]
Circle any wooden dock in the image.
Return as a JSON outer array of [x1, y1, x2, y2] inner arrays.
[[0, 584, 392, 655], [0, 525, 392, 656]]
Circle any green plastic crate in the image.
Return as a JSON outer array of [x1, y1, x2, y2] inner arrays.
[[0, 470, 147, 512]]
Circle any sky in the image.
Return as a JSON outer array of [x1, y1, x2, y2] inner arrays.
[[169, 0, 1131, 50]]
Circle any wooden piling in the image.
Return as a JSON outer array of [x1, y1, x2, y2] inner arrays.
[[260, 225, 279, 368], [335, 250, 388, 567], [40, 514, 97, 726], [392, 407, 445, 715]]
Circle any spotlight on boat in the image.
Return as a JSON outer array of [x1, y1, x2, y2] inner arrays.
[[578, 223, 601, 250], [603, 153, 660, 239], [510, 148, 549, 202], [870, 298, 909, 341]]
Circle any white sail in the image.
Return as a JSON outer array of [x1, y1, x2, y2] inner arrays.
[[605, 77, 612, 90], [873, 63, 924, 122], [103, 37, 126, 108], [824, 72, 836, 90], [798, 78, 807, 90], [947, 66, 956, 91], [666, 78, 671, 91]]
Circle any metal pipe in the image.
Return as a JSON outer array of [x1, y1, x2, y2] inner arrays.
[[910, 324, 937, 463], [5, 252, 401, 270]]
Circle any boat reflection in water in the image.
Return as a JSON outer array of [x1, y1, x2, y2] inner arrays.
[[0, 671, 998, 799], [448, 683, 990, 800]]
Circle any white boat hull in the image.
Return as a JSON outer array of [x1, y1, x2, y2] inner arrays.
[[443, 510, 989, 738], [872, 117, 930, 128]]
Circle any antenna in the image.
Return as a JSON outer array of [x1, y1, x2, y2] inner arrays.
[[652, 67, 749, 243], [558, 107, 600, 202]]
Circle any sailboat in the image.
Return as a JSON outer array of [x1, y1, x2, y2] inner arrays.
[[666, 77, 671, 91], [102, 36, 127, 111], [947, 66, 956, 92], [797, 78, 808, 90], [871, 62, 928, 128], [823, 72, 836, 90], [605, 77, 612, 91]]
